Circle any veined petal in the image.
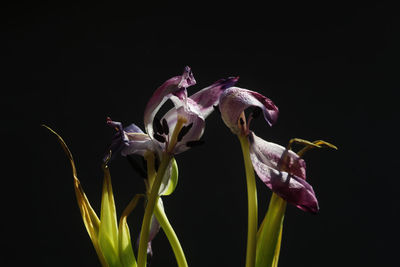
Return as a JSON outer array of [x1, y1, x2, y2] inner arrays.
[[122, 132, 159, 157], [106, 118, 159, 158], [249, 132, 306, 179], [175, 107, 205, 154], [189, 76, 239, 118], [268, 169, 318, 213], [248, 132, 318, 213], [105, 118, 146, 161], [219, 87, 279, 134], [144, 66, 196, 140], [162, 105, 205, 154]]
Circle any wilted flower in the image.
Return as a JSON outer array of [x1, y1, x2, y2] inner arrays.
[[107, 66, 238, 160], [219, 86, 318, 212], [219, 86, 336, 267], [106, 67, 237, 267]]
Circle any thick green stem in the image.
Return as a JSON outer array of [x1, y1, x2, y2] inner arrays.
[[238, 135, 258, 267], [256, 193, 286, 267], [137, 153, 172, 267], [154, 200, 188, 267]]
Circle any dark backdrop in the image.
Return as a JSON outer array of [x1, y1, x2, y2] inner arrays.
[[3, 1, 399, 266]]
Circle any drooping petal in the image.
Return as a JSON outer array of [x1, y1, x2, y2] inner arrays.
[[188, 76, 239, 118], [268, 168, 318, 213], [249, 132, 306, 179], [105, 118, 146, 161], [105, 118, 159, 158], [157, 76, 237, 154], [122, 132, 159, 157], [144, 66, 196, 140], [219, 87, 279, 134], [248, 132, 318, 213]]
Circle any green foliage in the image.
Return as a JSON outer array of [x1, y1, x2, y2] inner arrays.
[[161, 157, 179, 196], [256, 193, 287, 267], [44, 125, 140, 267]]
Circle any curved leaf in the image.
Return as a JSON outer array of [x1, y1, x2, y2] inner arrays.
[[119, 194, 143, 267], [99, 165, 122, 267], [42, 125, 108, 266], [161, 157, 179, 196], [256, 193, 286, 267]]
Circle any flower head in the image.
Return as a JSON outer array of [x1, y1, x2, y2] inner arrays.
[[219, 86, 319, 213], [219, 87, 279, 135], [107, 66, 238, 158], [105, 67, 238, 260], [248, 132, 318, 213]]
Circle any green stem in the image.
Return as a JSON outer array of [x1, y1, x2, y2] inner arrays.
[[255, 193, 286, 267], [238, 135, 258, 267], [137, 153, 172, 267], [154, 200, 188, 267]]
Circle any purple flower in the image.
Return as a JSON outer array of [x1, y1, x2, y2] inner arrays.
[[104, 67, 238, 258], [219, 87, 279, 135], [219, 87, 319, 213], [248, 132, 318, 213], [107, 66, 238, 159]]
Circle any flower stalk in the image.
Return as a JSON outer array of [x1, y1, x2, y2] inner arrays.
[[137, 153, 172, 267], [239, 134, 258, 267], [154, 200, 188, 267]]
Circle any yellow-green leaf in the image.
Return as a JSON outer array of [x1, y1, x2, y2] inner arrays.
[[161, 157, 178, 196], [118, 194, 143, 267], [256, 193, 286, 267], [99, 165, 121, 267], [271, 220, 283, 267], [42, 125, 108, 266]]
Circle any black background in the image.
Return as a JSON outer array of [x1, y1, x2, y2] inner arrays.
[[3, 1, 400, 266]]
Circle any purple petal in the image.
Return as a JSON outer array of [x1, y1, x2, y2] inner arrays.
[[269, 169, 319, 213], [162, 105, 205, 154], [175, 107, 205, 154], [219, 87, 279, 134], [248, 132, 318, 213], [189, 76, 239, 118], [121, 132, 157, 157], [249, 132, 306, 179], [159, 77, 237, 154], [104, 118, 145, 161], [144, 66, 196, 140]]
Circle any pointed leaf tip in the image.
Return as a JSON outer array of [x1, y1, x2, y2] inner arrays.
[[99, 166, 120, 266], [42, 125, 107, 266], [119, 194, 143, 267]]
